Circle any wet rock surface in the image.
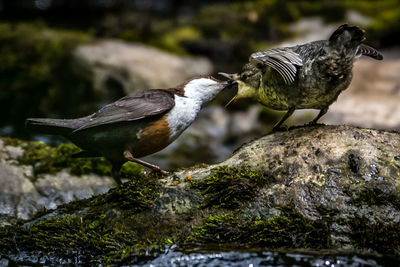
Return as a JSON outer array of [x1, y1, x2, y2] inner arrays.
[[0, 125, 399, 265]]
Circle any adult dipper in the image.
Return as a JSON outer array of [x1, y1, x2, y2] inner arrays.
[[26, 77, 230, 185], [220, 24, 383, 130]]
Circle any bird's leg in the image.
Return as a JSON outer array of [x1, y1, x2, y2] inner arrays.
[[111, 161, 123, 185], [273, 106, 295, 131], [123, 150, 169, 175], [309, 107, 329, 125]]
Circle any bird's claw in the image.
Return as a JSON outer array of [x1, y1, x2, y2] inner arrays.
[[306, 121, 325, 127], [272, 125, 289, 132]]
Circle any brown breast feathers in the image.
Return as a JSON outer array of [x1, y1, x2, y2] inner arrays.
[[129, 115, 171, 158]]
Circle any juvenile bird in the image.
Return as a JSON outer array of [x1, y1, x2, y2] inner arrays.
[[220, 24, 383, 130], [26, 77, 229, 185]]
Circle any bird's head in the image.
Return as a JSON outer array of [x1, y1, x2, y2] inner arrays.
[[329, 24, 365, 47], [219, 63, 261, 107], [178, 76, 232, 105]]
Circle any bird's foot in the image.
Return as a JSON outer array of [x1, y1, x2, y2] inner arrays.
[[124, 150, 169, 177], [272, 124, 289, 132], [139, 164, 169, 177], [306, 121, 325, 127]]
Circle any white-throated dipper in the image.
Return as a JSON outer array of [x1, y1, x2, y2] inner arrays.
[[220, 24, 383, 130], [26, 77, 230, 185]]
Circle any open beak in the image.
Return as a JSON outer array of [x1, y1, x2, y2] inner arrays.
[[218, 72, 239, 81], [219, 72, 239, 107], [219, 72, 238, 90]]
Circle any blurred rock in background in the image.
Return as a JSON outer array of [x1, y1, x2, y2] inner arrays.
[[73, 40, 213, 98]]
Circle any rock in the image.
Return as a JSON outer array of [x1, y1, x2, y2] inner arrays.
[[0, 138, 114, 220], [229, 105, 261, 137], [73, 40, 213, 99], [283, 13, 371, 48], [281, 17, 338, 47], [1, 125, 399, 265]]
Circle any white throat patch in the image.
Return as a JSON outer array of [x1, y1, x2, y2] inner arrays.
[[183, 78, 221, 103], [166, 78, 225, 140], [166, 95, 201, 140]]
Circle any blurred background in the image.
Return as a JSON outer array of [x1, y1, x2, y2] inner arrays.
[[1, 0, 399, 169]]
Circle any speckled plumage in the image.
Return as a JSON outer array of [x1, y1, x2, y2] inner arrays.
[[224, 24, 383, 130]]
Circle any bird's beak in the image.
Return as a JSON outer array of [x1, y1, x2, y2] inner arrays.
[[218, 72, 239, 80], [219, 73, 238, 90], [225, 95, 238, 108], [221, 80, 237, 89]]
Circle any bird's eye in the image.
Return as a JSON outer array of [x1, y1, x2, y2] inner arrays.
[[241, 73, 248, 80]]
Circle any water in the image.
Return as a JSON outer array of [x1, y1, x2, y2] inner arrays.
[[140, 248, 398, 267], [1, 247, 399, 266]]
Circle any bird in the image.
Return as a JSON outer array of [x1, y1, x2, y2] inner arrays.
[[220, 24, 383, 131], [26, 77, 230, 185]]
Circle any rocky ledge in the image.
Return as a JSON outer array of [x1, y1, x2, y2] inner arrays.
[[0, 125, 399, 265]]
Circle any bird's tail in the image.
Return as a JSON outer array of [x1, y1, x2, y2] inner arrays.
[[329, 24, 365, 44], [25, 117, 87, 136]]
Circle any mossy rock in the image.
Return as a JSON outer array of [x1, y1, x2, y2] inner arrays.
[[0, 173, 163, 264], [190, 166, 274, 209], [1, 125, 400, 264], [3, 137, 143, 179]]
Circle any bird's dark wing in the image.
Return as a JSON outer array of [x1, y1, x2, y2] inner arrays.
[[73, 89, 175, 132], [357, 44, 383, 60], [249, 48, 303, 84]]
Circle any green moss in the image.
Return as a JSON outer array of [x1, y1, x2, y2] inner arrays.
[[6, 138, 144, 178], [120, 162, 145, 180], [91, 173, 160, 210], [350, 187, 400, 209], [185, 206, 329, 248], [190, 166, 274, 209], [348, 216, 400, 255], [3, 137, 23, 146], [156, 26, 203, 55]]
